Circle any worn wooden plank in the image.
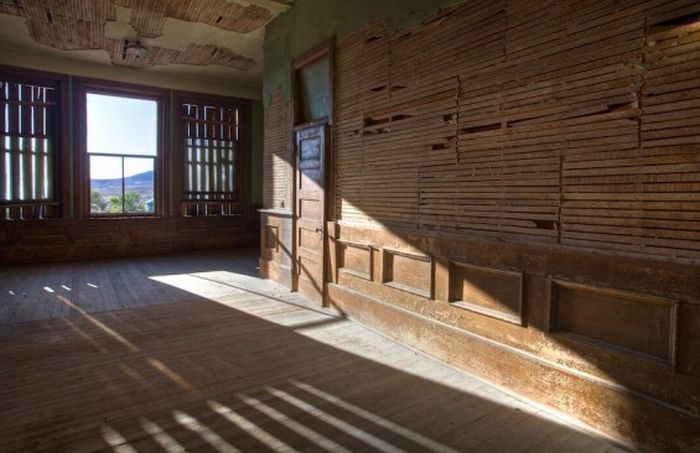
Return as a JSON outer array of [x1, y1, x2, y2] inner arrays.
[[0, 250, 616, 452]]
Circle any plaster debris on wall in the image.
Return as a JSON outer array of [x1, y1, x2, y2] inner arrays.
[[0, 0, 267, 70]]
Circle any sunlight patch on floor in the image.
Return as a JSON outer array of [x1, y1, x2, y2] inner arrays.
[[145, 269, 610, 442]]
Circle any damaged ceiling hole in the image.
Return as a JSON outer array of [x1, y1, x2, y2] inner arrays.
[[1, 0, 270, 71]]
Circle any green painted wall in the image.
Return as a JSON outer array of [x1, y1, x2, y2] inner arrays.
[[251, 100, 264, 204], [263, 0, 456, 105]]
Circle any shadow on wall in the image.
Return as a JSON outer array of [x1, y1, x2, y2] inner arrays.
[[0, 256, 615, 452]]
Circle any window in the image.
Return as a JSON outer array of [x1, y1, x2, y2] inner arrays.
[[297, 55, 331, 124], [179, 96, 249, 216], [1, 73, 62, 220], [293, 41, 332, 126], [86, 92, 159, 216]]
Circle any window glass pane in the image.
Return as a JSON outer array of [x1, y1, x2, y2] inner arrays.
[[124, 157, 154, 213], [87, 93, 157, 156], [299, 56, 330, 123], [90, 155, 122, 214]]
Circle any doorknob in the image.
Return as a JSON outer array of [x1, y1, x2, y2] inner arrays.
[[315, 228, 324, 234]]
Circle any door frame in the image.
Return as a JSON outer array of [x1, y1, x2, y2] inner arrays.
[[290, 39, 335, 305]]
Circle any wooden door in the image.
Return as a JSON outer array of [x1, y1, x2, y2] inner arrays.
[[294, 123, 327, 304]]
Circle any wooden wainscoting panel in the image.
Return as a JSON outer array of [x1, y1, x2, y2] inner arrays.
[[298, 225, 320, 251], [263, 224, 279, 260], [298, 198, 322, 220], [382, 248, 432, 298], [337, 240, 372, 280], [450, 262, 523, 325], [265, 225, 279, 251], [296, 253, 323, 301], [549, 279, 679, 367], [259, 211, 293, 289], [1, 215, 259, 264]]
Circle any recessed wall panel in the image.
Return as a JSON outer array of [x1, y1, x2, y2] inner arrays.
[[338, 241, 372, 280], [550, 280, 678, 367], [383, 249, 432, 298], [450, 262, 523, 325]]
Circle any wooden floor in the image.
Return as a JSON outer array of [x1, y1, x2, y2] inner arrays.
[[0, 250, 624, 452]]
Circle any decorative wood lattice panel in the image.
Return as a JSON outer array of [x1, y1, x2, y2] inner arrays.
[[1, 78, 59, 220], [181, 99, 242, 216]]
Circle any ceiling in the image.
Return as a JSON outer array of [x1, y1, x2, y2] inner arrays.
[[0, 0, 291, 88]]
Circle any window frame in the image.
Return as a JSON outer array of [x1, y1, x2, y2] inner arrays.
[[0, 65, 69, 221], [174, 91, 251, 217], [74, 78, 170, 219]]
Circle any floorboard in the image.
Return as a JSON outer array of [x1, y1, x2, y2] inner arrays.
[[0, 249, 623, 452]]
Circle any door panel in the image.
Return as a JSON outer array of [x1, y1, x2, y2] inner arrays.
[[294, 123, 326, 304]]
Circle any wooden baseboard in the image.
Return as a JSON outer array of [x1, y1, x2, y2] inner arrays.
[[259, 257, 293, 290]]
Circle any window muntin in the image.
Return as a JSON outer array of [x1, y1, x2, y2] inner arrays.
[[181, 100, 242, 216], [1, 78, 59, 220], [87, 92, 158, 215]]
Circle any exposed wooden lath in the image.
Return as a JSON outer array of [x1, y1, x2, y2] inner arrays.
[[112, 0, 273, 37], [123, 0, 167, 38], [18, 0, 116, 22], [263, 88, 291, 210], [0, 0, 264, 70], [27, 18, 106, 50], [104, 39, 255, 70], [324, 0, 700, 260], [174, 44, 256, 70], [9, 0, 114, 50], [165, 0, 272, 33]]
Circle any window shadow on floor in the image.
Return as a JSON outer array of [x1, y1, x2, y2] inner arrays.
[[0, 256, 617, 452]]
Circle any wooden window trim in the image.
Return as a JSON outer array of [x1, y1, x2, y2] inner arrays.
[[173, 90, 252, 217], [0, 64, 69, 221], [74, 77, 170, 219]]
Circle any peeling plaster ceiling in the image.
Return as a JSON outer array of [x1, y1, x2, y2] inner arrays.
[[0, 0, 291, 88]]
